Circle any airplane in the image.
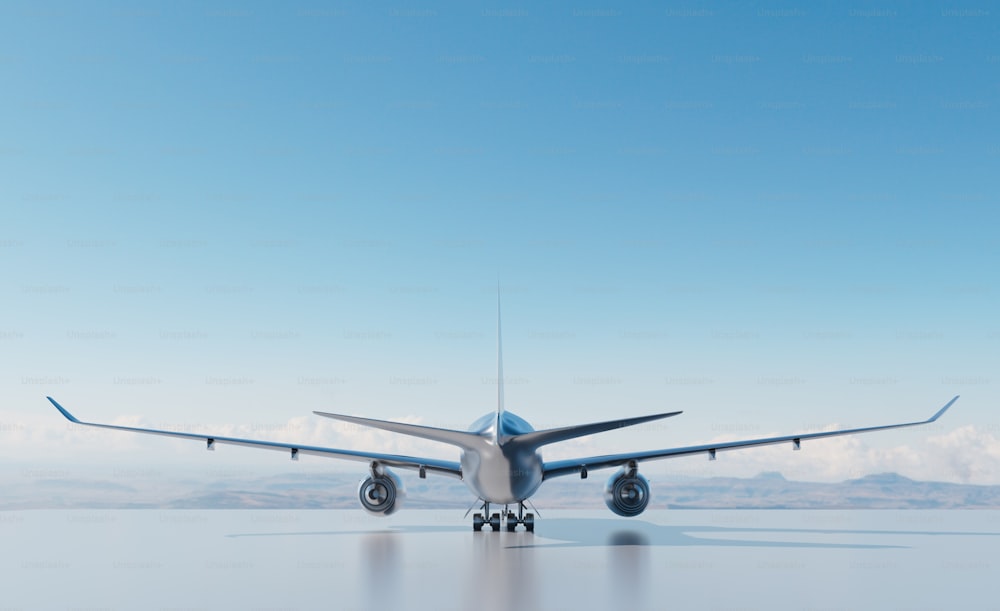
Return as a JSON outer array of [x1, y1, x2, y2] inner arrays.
[[47, 295, 958, 532]]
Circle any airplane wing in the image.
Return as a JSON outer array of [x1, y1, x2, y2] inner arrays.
[[47, 397, 463, 479], [541, 395, 959, 480]]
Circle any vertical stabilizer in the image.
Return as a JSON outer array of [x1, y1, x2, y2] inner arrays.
[[496, 284, 505, 418]]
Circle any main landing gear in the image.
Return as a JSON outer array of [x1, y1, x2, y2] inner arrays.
[[472, 501, 534, 532]]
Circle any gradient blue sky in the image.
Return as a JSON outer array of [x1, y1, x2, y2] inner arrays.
[[1, 2, 997, 483]]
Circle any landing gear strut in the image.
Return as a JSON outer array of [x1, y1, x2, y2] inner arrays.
[[472, 502, 502, 532], [472, 501, 533, 532]]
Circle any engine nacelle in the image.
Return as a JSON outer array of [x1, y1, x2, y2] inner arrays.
[[604, 466, 650, 517], [358, 468, 405, 516]]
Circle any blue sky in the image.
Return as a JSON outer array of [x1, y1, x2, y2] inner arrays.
[[1, 2, 997, 483]]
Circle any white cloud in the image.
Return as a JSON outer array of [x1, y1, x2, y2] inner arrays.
[[924, 425, 1000, 483], [650, 424, 1000, 485]]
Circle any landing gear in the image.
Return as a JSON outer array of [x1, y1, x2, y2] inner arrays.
[[507, 502, 534, 532], [472, 502, 503, 532], [473, 502, 534, 532]]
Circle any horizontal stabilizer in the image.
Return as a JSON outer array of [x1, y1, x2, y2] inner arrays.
[[511, 411, 682, 449], [313, 411, 485, 452]]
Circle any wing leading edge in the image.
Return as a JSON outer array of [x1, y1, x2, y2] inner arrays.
[[47, 397, 463, 479], [541, 395, 959, 481]]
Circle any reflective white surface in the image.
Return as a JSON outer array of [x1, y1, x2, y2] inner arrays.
[[2, 510, 997, 610]]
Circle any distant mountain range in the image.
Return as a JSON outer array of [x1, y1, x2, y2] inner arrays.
[[650, 471, 1000, 509], [4, 470, 1000, 510]]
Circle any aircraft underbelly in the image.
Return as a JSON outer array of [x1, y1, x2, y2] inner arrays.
[[461, 446, 542, 504]]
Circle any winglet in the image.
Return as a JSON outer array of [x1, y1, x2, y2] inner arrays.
[[928, 395, 959, 423], [47, 396, 80, 423]]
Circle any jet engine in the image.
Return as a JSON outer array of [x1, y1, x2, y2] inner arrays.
[[604, 464, 650, 517], [358, 467, 405, 516]]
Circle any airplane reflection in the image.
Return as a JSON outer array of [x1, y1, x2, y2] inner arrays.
[[608, 530, 651, 609], [360, 532, 401, 611], [461, 531, 538, 610], [225, 515, 1000, 611]]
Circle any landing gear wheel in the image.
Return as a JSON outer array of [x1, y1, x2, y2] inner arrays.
[[524, 513, 534, 532], [472, 513, 484, 532], [506, 512, 517, 531], [489, 513, 501, 531]]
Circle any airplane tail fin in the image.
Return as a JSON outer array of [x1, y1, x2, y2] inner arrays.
[[493, 280, 507, 445], [496, 284, 504, 416]]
